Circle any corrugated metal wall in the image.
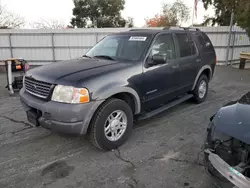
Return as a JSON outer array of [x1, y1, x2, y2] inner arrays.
[[0, 26, 249, 65]]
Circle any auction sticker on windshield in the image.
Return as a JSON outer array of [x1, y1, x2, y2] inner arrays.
[[129, 36, 147, 41]]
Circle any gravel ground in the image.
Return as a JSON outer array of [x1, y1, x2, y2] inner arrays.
[[0, 66, 250, 188]]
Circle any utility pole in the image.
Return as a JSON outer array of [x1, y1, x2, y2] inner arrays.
[[191, 0, 195, 27], [226, 11, 234, 65]]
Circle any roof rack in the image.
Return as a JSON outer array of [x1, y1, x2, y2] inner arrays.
[[163, 26, 201, 31]]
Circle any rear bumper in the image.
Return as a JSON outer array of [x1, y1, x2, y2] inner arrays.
[[20, 88, 104, 135], [205, 149, 250, 188]]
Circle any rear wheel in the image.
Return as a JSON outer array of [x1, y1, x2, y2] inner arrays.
[[193, 74, 208, 103], [89, 98, 133, 150]]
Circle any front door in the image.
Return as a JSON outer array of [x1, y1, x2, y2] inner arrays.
[[141, 33, 181, 109]]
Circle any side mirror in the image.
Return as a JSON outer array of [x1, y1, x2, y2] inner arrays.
[[148, 54, 167, 66]]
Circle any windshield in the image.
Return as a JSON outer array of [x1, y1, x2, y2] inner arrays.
[[85, 34, 152, 61]]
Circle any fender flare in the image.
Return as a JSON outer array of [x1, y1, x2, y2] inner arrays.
[[98, 87, 141, 114], [191, 65, 212, 91]]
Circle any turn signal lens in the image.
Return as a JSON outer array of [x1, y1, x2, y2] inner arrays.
[[16, 65, 22, 70], [72, 88, 90, 103], [79, 95, 89, 103]]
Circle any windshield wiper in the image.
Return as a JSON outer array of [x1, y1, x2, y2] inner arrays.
[[82, 55, 92, 59], [93, 55, 116, 61]]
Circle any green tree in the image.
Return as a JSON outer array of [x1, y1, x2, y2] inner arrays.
[[71, 0, 127, 28], [235, 0, 250, 36], [202, 0, 250, 36], [126, 17, 134, 28], [145, 0, 190, 27], [202, 0, 236, 26], [162, 0, 190, 26]]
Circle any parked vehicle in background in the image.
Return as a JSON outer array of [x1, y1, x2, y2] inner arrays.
[[20, 27, 216, 150], [205, 92, 250, 188]]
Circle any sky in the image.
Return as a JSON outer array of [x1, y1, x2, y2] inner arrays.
[[1, 0, 214, 28]]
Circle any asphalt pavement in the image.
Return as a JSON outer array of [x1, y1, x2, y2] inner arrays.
[[1, 66, 250, 188]]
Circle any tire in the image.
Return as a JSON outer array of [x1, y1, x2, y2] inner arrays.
[[193, 74, 208, 103], [89, 98, 133, 150]]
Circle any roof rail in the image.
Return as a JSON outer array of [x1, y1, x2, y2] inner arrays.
[[163, 26, 171, 30], [162, 26, 201, 31], [129, 29, 153, 31], [179, 27, 201, 31], [162, 26, 181, 30]]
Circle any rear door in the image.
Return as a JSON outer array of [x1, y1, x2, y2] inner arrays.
[[173, 32, 201, 93]]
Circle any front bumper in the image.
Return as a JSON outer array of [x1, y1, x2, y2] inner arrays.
[[20, 88, 104, 135], [205, 149, 250, 188]]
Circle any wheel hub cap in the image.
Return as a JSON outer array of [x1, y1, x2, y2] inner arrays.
[[110, 120, 120, 131], [104, 110, 127, 141], [198, 80, 207, 99]]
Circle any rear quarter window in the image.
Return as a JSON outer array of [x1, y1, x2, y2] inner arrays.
[[193, 32, 214, 53]]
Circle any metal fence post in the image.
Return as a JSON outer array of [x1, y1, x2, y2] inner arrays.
[[226, 12, 234, 65], [230, 31, 236, 65], [8, 34, 13, 58], [51, 33, 56, 62], [95, 33, 99, 44], [7, 60, 14, 95]]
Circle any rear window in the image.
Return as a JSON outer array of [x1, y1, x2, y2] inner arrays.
[[175, 33, 197, 58], [194, 32, 213, 52]]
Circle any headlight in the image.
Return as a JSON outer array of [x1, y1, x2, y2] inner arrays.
[[51, 85, 90, 104]]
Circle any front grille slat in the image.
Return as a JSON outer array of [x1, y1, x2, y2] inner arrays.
[[25, 79, 51, 87], [25, 81, 50, 90], [24, 77, 53, 99], [25, 85, 49, 96], [26, 84, 50, 91]]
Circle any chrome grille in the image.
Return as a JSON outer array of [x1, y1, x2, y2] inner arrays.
[[24, 76, 52, 99]]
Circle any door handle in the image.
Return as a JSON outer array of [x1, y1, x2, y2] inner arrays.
[[171, 64, 179, 69], [196, 58, 201, 63]]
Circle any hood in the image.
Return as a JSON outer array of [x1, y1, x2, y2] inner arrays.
[[213, 92, 250, 144], [26, 58, 126, 84]]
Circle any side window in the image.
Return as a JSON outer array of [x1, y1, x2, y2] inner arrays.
[[151, 34, 176, 60], [175, 33, 197, 57]]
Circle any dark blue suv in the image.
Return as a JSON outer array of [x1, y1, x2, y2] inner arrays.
[[20, 27, 216, 150]]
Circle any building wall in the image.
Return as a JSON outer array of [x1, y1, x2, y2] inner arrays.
[[0, 26, 250, 65]]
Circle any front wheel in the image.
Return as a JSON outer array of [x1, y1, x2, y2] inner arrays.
[[89, 98, 133, 150], [193, 74, 208, 103]]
